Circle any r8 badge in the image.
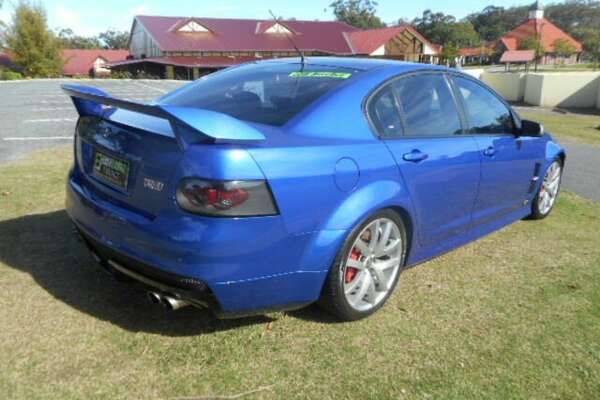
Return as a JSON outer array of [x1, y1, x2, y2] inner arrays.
[[143, 177, 164, 192]]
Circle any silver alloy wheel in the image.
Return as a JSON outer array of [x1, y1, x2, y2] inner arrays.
[[538, 161, 562, 215], [343, 218, 402, 312]]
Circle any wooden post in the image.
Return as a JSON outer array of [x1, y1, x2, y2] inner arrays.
[[166, 65, 174, 80]]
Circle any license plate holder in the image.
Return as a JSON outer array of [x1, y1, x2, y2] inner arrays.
[[93, 150, 130, 189]]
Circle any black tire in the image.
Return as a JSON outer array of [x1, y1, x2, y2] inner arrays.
[[319, 209, 407, 321], [529, 159, 563, 220]]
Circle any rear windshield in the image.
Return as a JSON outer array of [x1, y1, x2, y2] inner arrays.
[[159, 63, 359, 126]]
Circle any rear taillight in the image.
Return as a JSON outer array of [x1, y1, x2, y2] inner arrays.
[[176, 178, 278, 217]]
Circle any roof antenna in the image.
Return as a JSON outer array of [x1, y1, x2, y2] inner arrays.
[[268, 10, 306, 69]]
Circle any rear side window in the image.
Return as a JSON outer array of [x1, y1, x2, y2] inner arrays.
[[453, 76, 515, 134], [368, 86, 403, 137], [160, 63, 359, 126], [393, 74, 463, 137]]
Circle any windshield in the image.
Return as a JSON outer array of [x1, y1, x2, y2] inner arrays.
[[159, 62, 360, 126]]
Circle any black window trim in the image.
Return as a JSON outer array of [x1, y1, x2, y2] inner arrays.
[[364, 69, 523, 140], [364, 70, 469, 140], [446, 71, 522, 137], [367, 85, 405, 138]]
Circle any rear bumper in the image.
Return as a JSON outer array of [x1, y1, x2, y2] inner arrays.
[[77, 228, 219, 310], [66, 171, 345, 316]]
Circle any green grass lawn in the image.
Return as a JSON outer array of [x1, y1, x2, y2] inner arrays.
[[1, 148, 599, 399], [520, 110, 600, 146]]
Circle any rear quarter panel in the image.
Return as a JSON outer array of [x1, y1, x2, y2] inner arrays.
[[247, 66, 421, 268]]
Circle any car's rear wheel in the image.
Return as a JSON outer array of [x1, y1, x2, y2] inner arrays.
[[319, 210, 406, 321], [530, 159, 563, 220]]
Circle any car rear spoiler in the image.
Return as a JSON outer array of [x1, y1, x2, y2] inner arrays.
[[62, 84, 266, 147]]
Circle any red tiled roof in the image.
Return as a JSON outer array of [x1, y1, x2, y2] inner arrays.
[[345, 26, 404, 54], [500, 50, 536, 63], [108, 55, 261, 68], [135, 16, 359, 55], [344, 25, 439, 55], [459, 46, 493, 57], [500, 37, 518, 51], [62, 49, 130, 75], [500, 18, 582, 52]]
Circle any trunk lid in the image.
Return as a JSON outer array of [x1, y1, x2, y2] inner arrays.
[[63, 84, 267, 218], [76, 112, 181, 218]]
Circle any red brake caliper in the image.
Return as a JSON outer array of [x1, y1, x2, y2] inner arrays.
[[345, 249, 361, 283]]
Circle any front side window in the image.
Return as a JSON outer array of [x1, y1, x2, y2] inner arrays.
[[453, 76, 515, 134], [159, 63, 360, 126], [367, 86, 403, 137], [393, 74, 463, 137]]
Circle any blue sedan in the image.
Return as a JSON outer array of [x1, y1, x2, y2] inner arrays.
[[63, 57, 565, 321]]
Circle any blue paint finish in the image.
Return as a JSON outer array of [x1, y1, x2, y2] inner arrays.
[[160, 105, 266, 141], [62, 84, 266, 143], [63, 58, 565, 316], [334, 158, 360, 192], [384, 136, 481, 246], [471, 135, 542, 226]]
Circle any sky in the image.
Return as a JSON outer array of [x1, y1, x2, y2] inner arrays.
[[0, 0, 535, 36]]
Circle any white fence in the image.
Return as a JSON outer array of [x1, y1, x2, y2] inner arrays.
[[480, 71, 600, 109]]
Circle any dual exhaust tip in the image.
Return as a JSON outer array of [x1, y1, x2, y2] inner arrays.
[[147, 291, 190, 311]]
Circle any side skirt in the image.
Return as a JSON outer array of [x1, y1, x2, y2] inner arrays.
[[404, 205, 531, 269]]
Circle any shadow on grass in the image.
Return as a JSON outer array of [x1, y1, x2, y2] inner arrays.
[[285, 304, 343, 324], [0, 210, 273, 336]]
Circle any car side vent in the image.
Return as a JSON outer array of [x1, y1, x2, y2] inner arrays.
[[528, 162, 542, 193]]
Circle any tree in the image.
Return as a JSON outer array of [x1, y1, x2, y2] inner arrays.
[[57, 28, 102, 49], [412, 9, 456, 43], [441, 43, 460, 66], [576, 28, 600, 68], [98, 29, 129, 49], [520, 36, 545, 71], [552, 38, 577, 65], [412, 10, 481, 48], [5, 1, 63, 77], [467, 1, 600, 44], [545, 0, 600, 34], [466, 5, 528, 42], [0, 0, 6, 45], [330, 0, 385, 29]]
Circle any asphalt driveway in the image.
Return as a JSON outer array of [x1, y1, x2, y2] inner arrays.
[[1, 79, 598, 202], [0, 79, 185, 164], [559, 140, 600, 202]]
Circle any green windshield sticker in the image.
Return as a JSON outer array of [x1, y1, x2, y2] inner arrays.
[[289, 71, 352, 79]]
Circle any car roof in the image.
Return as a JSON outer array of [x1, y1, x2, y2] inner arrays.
[[258, 56, 449, 73]]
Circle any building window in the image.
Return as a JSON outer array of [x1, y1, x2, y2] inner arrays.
[[178, 21, 209, 33], [264, 23, 293, 34]]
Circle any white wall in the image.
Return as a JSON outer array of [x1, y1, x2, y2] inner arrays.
[[462, 68, 485, 79], [481, 72, 526, 102], [481, 71, 600, 108], [533, 73, 600, 108], [370, 45, 385, 56], [524, 74, 544, 106]]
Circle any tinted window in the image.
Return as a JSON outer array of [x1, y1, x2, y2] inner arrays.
[[160, 63, 359, 126], [393, 74, 462, 137], [453, 76, 514, 134], [368, 86, 403, 137]]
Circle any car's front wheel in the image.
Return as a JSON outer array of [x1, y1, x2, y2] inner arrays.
[[530, 159, 563, 219], [319, 210, 407, 321]]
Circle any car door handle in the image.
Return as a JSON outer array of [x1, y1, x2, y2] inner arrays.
[[483, 146, 496, 157], [402, 150, 428, 163]]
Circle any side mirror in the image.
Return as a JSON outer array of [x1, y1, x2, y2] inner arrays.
[[520, 119, 544, 137]]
